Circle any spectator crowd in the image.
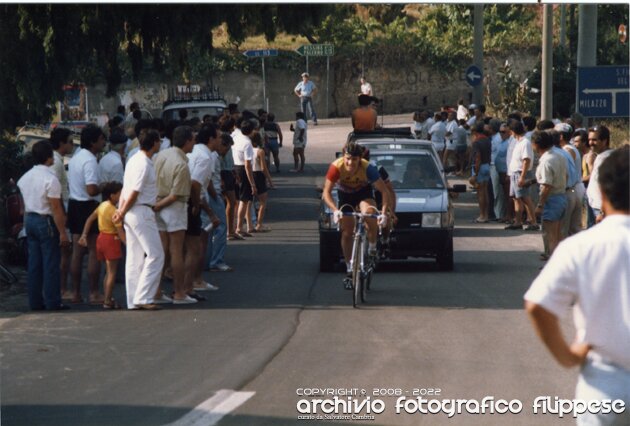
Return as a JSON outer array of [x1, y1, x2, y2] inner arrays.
[[18, 106, 285, 311]]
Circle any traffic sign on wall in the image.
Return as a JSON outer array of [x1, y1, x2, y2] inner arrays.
[[577, 66, 629, 118]]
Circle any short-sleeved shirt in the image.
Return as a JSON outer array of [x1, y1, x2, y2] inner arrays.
[[352, 107, 377, 131], [326, 157, 380, 194], [52, 151, 69, 203], [263, 122, 280, 139], [293, 119, 307, 148], [187, 144, 213, 202], [524, 215, 630, 371], [586, 149, 613, 210], [508, 137, 534, 174], [295, 80, 316, 97], [153, 147, 191, 202], [536, 149, 567, 195], [97, 200, 122, 234], [18, 165, 62, 215], [429, 121, 446, 143], [121, 150, 157, 207], [68, 148, 100, 201], [220, 148, 234, 171], [98, 151, 124, 184], [494, 138, 510, 174], [445, 120, 458, 142], [209, 151, 222, 193], [453, 126, 468, 147], [232, 128, 255, 166]]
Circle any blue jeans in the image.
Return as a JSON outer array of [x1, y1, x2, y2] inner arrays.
[[204, 194, 228, 268], [300, 96, 317, 122], [25, 213, 61, 310]]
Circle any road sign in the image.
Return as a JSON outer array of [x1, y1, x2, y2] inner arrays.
[[577, 66, 629, 117], [295, 44, 334, 57], [242, 49, 278, 58], [465, 65, 483, 87]]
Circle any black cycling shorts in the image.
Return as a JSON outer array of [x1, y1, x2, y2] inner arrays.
[[337, 186, 375, 213]]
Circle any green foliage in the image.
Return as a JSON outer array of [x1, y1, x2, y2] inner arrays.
[[485, 61, 536, 119], [0, 133, 28, 185]]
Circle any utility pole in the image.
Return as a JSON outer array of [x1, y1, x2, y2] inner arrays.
[[576, 5, 598, 113], [541, 4, 553, 120], [560, 5, 567, 51], [473, 4, 484, 105]]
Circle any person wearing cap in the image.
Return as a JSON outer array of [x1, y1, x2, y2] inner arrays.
[[294, 72, 318, 125], [554, 122, 584, 238], [351, 94, 377, 131]]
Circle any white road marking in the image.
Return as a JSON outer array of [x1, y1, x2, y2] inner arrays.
[[164, 389, 255, 426]]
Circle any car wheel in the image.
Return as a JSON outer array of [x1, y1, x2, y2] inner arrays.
[[437, 236, 454, 271], [319, 233, 337, 272]]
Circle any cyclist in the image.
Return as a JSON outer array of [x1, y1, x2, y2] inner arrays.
[[322, 141, 390, 289]]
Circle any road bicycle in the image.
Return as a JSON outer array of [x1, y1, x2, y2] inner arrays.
[[339, 205, 382, 308], [0, 260, 17, 286]]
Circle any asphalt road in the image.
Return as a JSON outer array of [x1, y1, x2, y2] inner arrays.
[[0, 115, 577, 426]]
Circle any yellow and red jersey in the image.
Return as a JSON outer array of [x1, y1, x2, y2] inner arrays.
[[326, 157, 380, 193]]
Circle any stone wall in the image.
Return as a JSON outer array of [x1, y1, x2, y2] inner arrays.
[[86, 52, 539, 123]]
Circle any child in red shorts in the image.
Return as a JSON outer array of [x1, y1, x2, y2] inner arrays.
[[79, 182, 126, 309]]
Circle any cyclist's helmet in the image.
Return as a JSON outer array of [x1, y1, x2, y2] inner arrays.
[[343, 141, 364, 157]]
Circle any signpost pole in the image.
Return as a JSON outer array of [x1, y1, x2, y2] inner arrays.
[[262, 56, 267, 111], [541, 4, 553, 120], [576, 5, 598, 115], [306, 55, 309, 74], [326, 56, 330, 119]]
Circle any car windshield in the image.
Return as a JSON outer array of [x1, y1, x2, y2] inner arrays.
[[373, 153, 444, 189], [162, 106, 225, 122]]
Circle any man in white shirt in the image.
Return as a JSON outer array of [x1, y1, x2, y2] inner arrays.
[[443, 110, 458, 169], [294, 72, 318, 125], [428, 112, 446, 158], [114, 129, 164, 310], [99, 128, 126, 184], [67, 125, 105, 304], [585, 125, 613, 226], [505, 121, 538, 230], [525, 146, 629, 426], [18, 141, 70, 310], [359, 76, 372, 96], [49, 127, 74, 300], [232, 117, 257, 237]]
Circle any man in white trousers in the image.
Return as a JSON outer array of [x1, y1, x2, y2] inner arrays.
[[114, 129, 164, 310]]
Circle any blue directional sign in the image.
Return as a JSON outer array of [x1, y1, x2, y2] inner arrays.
[[465, 65, 483, 87], [577, 66, 629, 118], [242, 49, 278, 58]]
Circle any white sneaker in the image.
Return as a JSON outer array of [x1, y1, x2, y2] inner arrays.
[[153, 293, 173, 304], [173, 295, 198, 304], [193, 281, 219, 291]]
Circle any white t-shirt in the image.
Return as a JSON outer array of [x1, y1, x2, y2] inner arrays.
[[121, 150, 157, 207], [293, 118, 307, 147], [68, 148, 100, 201], [52, 151, 69, 203], [231, 128, 254, 166], [209, 151, 222, 194], [99, 151, 124, 184], [524, 215, 630, 371], [429, 121, 446, 143], [586, 149, 613, 210], [457, 104, 468, 121], [508, 137, 534, 175], [360, 82, 372, 96], [17, 165, 61, 215], [187, 144, 213, 201], [160, 137, 171, 152]]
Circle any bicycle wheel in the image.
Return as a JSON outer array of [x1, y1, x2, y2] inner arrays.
[[0, 262, 17, 285], [352, 236, 363, 308], [361, 242, 371, 302]]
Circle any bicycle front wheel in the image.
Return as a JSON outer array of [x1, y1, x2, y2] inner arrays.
[[352, 236, 363, 308], [0, 262, 17, 285]]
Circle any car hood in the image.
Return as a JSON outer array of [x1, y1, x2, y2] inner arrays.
[[394, 189, 446, 213]]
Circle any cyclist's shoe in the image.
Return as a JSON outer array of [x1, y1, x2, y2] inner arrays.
[[343, 273, 353, 290]]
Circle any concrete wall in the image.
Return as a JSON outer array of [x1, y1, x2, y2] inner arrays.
[[87, 53, 538, 124]]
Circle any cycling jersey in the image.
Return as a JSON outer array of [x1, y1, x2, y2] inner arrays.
[[326, 157, 380, 193]]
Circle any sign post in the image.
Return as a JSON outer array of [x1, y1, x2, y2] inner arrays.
[[295, 44, 335, 118], [465, 65, 483, 87], [242, 49, 278, 111], [577, 66, 629, 117]]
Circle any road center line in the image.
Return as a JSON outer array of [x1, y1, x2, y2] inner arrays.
[[164, 389, 255, 426]]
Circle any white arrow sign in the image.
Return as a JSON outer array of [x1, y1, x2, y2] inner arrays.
[[582, 87, 630, 114], [467, 71, 481, 81]]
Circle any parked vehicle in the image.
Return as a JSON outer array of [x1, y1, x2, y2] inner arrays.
[[161, 84, 226, 122]]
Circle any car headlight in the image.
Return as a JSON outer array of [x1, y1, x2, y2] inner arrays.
[[422, 213, 441, 228]]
